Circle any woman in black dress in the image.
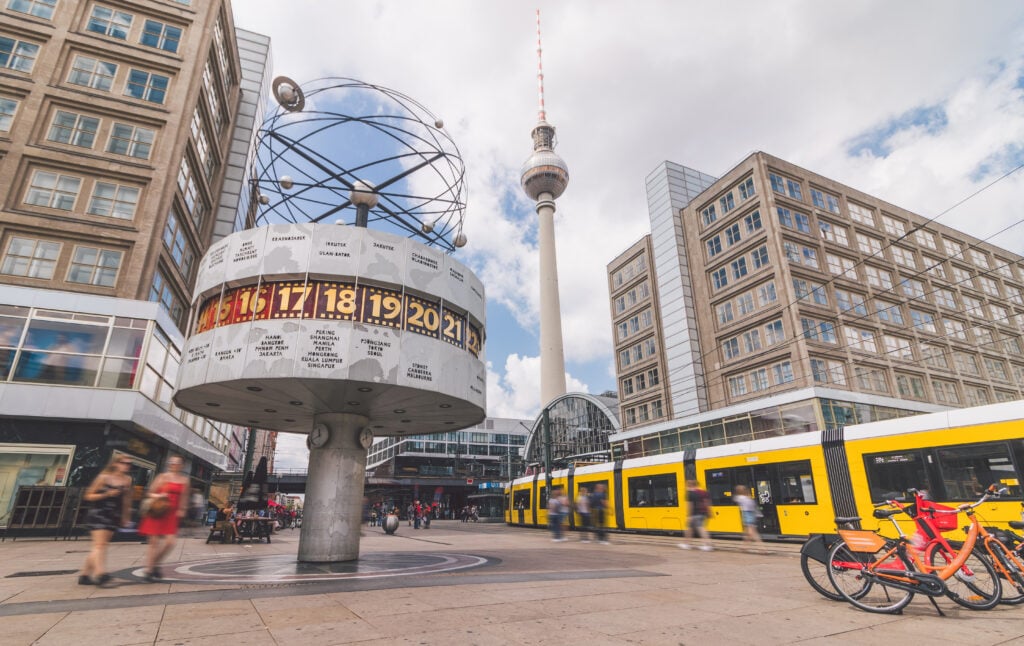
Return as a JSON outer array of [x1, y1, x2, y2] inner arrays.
[[78, 455, 132, 585]]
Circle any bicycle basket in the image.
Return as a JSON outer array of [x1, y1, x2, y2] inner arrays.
[[838, 529, 887, 553], [917, 499, 958, 531]]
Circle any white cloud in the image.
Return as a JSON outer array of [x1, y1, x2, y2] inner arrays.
[[274, 433, 309, 471], [487, 354, 589, 419]]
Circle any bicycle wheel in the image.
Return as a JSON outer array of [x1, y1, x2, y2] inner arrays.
[[826, 541, 913, 614], [924, 541, 1002, 610], [802, 551, 845, 601], [988, 543, 1024, 605]]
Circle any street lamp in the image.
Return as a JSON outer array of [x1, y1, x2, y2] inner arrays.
[[350, 180, 378, 228]]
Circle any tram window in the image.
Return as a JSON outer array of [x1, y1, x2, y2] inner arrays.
[[706, 469, 734, 505], [578, 480, 607, 500], [627, 473, 678, 507], [778, 461, 816, 504], [935, 443, 1021, 500], [512, 490, 530, 510], [539, 486, 548, 510], [864, 450, 930, 502]]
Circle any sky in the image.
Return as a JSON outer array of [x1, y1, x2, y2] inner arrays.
[[232, 1, 1024, 470]]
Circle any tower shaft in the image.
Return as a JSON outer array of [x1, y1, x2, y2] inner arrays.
[[537, 194, 567, 404]]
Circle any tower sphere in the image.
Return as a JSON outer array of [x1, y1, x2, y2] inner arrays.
[[521, 149, 569, 201]]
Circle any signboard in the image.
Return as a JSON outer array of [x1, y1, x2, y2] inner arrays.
[[194, 278, 481, 359]]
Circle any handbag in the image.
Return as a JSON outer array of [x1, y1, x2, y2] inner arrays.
[[141, 495, 172, 519]]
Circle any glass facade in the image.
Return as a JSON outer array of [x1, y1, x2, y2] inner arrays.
[[523, 394, 620, 466]]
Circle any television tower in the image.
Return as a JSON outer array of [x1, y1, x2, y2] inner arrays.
[[520, 9, 569, 405]]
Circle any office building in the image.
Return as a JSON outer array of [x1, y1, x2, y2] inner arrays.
[[0, 0, 268, 517], [609, 152, 1024, 456]]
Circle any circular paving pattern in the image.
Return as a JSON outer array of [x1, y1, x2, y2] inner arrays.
[[126, 552, 492, 585]]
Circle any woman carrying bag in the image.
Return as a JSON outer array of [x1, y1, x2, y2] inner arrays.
[[78, 455, 133, 585], [138, 455, 190, 582]]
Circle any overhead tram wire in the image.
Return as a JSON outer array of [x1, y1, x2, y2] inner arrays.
[[636, 162, 1024, 407]]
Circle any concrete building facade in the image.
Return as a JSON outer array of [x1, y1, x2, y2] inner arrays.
[[609, 152, 1024, 456], [0, 0, 266, 519]]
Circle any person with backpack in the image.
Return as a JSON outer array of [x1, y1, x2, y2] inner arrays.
[[547, 486, 567, 541], [679, 479, 713, 551]]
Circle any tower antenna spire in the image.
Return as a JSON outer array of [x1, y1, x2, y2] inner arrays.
[[536, 9, 546, 123]]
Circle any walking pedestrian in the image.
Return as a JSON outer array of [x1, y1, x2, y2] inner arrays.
[[575, 485, 591, 542], [548, 486, 567, 541], [733, 485, 764, 552], [679, 479, 713, 551], [591, 483, 609, 544], [77, 455, 132, 586], [138, 455, 190, 582]]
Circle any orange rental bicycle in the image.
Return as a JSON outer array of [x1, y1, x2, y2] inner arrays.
[[826, 486, 1001, 614]]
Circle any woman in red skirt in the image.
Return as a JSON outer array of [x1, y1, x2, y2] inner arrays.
[[138, 455, 190, 582]]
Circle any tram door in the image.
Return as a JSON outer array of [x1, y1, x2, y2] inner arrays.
[[749, 466, 780, 535]]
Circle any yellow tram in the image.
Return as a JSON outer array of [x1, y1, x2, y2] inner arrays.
[[506, 401, 1024, 539]]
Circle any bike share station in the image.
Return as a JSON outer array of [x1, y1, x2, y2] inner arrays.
[[162, 77, 493, 583]]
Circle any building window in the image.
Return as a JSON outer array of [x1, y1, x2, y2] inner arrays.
[[764, 319, 784, 345], [107, 122, 154, 159], [984, 357, 1008, 381], [920, 343, 948, 370], [7, 0, 57, 19], [749, 368, 769, 392], [202, 62, 223, 132], [825, 253, 854, 277], [932, 379, 959, 405], [25, 170, 81, 210], [701, 204, 716, 226], [0, 36, 39, 73], [140, 19, 181, 53], [777, 207, 811, 233], [177, 158, 203, 222], [725, 223, 741, 246], [67, 55, 117, 91], [909, 309, 936, 333], [954, 351, 980, 376], [1009, 286, 1024, 306], [771, 361, 794, 385], [899, 278, 925, 299], [0, 96, 18, 132], [848, 202, 876, 227], [717, 301, 734, 325], [943, 318, 968, 341], [978, 276, 1000, 298], [962, 295, 983, 316], [737, 293, 755, 315], [149, 268, 185, 327], [990, 304, 1009, 324], [881, 215, 906, 237], [811, 358, 846, 386], [856, 233, 882, 255], [854, 366, 888, 393], [757, 281, 777, 306], [883, 335, 914, 361], [751, 245, 769, 269], [875, 300, 904, 325], [891, 246, 916, 269], [811, 188, 840, 213], [719, 193, 735, 214], [728, 375, 747, 396], [818, 220, 848, 246], [731, 257, 748, 280], [742, 329, 762, 353], [738, 177, 756, 200], [914, 229, 937, 250], [648, 367, 660, 386], [926, 257, 946, 280], [951, 265, 972, 285], [865, 266, 893, 289], [845, 327, 877, 353], [943, 238, 964, 258], [835, 288, 867, 315], [932, 289, 955, 309], [969, 249, 990, 269], [1, 236, 60, 279], [769, 172, 785, 194], [786, 179, 803, 201], [744, 210, 762, 233], [125, 69, 169, 104], [67, 245, 121, 287], [87, 182, 139, 219], [723, 338, 740, 361], [965, 386, 990, 407], [801, 318, 837, 344], [712, 268, 728, 291], [162, 207, 194, 279], [46, 110, 100, 148], [87, 5, 132, 39], [706, 236, 721, 258], [650, 400, 663, 419], [895, 373, 926, 400]]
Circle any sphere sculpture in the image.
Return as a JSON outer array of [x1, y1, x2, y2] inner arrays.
[[253, 77, 468, 251], [174, 78, 485, 563]]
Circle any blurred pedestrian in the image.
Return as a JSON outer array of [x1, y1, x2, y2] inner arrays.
[[78, 455, 132, 586], [591, 483, 609, 544], [575, 486, 591, 542], [548, 486, 567, 541], [138, 455, 190, 582], [679, 479, 713, 551], [734, 485, 764, 551]]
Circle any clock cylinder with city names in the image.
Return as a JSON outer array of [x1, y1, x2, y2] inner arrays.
[[173, 224, 486, 437]]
